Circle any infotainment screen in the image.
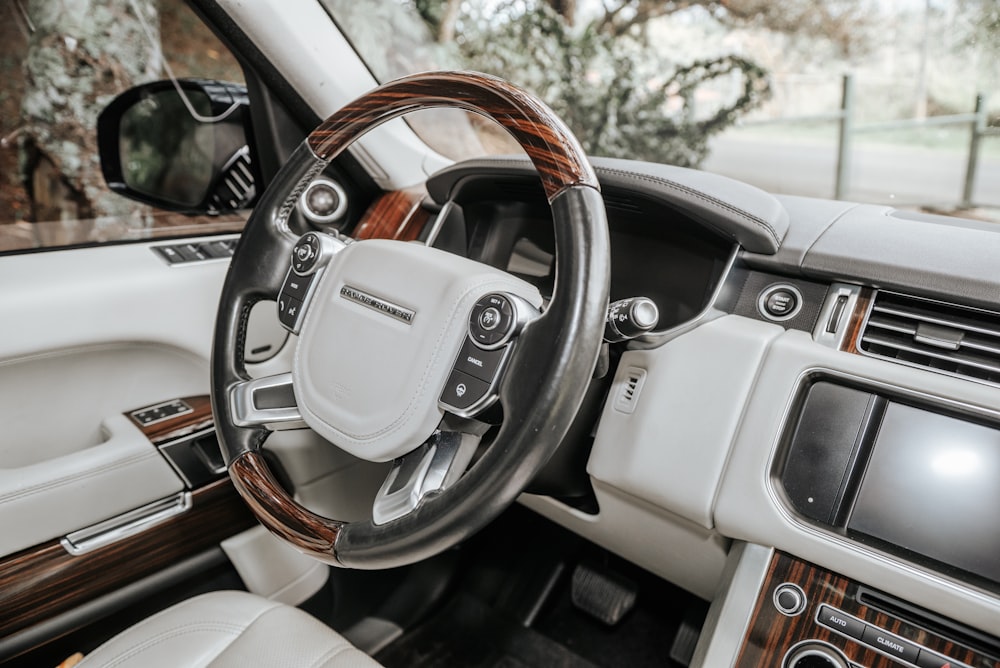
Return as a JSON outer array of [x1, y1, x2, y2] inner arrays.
[[848, 402, 1000, 585]]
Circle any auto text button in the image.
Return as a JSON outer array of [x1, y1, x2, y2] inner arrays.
[[440, 369, 491, 412], [816, 605, 865, 640], [454, 338, 505, 382], [861, 625, 919, 664]]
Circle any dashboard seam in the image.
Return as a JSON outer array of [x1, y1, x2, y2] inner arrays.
[[591, 167, 782, 248]]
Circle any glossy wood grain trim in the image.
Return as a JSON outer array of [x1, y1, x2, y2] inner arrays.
[[353, 190, 431, 242], [735, 551, 997, 667], [0, 479, 255, 639], [228, 451, 343, 565], [307, 71, 598, 202], [842, 288, 873, 354], [127, 395, 213, 445]]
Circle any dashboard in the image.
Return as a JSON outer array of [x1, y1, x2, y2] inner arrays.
[[422, 156, 1000, 667]]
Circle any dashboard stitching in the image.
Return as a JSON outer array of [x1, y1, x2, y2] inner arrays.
[[593, 167, 781, 247], [441, 158, 783, 249]]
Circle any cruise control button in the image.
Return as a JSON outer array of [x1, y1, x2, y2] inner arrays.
[[861, 625, 919, 664], [277, 295, 304, 329], [440, 369, 491, 412], [281, 272, 313, 300], [816, 606, 865, 640], [454, 339, 506, 382]]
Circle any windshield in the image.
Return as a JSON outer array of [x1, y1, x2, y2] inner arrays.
[[321, 0, 998, 222]]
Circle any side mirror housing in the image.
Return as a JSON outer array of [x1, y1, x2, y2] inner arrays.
[[98, 79, 257, 214]]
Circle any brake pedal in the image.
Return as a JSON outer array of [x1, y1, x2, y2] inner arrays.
[[570, 563, 637, 626]]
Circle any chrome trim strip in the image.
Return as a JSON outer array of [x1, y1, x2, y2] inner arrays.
[[690, 542, 774, 668], [340, 285, 416, 324], [423, 199, 454, 248], [60, 492, 192, 556], [371, 431, 479, 525], [230, 372, 304, 428], [812, 283, 863, 349]]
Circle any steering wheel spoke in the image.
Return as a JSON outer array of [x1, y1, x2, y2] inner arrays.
[[371, 430, 480, 525], [229, 372, 304, 429]]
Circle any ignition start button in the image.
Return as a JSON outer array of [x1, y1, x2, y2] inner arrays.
[[758, 284, 803, 322]]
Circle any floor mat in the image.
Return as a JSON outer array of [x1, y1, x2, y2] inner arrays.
[[376, 593, 600, 668], [533, 582, 689, 668]]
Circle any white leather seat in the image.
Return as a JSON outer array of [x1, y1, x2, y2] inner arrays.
[[77, 591, 383, 668]]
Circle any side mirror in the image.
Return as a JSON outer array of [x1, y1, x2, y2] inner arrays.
[[98, 79, 257, 214]]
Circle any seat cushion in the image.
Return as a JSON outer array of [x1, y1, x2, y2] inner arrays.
[[77, 591, 382, 668]]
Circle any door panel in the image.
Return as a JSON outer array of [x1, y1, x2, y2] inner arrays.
[[0, 238, 234, 557]]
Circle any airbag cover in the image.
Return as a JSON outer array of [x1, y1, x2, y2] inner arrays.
[[293, 239, 540, 462]]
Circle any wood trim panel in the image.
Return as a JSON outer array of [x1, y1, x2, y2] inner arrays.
[[735, 552, 998, 667], [353, 190, 430, 242], [229, 452, 342, 565], [0, 479, 256, 640], [841, 288, 873, 354], [128, 395, 213, 445], [307, 71, 598, 202]]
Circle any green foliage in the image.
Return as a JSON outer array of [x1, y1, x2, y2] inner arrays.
[[450, 1, 771, 166]]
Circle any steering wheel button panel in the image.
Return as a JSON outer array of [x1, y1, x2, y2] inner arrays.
[[291, 233, 322, 275], [280, 271, 313, 300], [440, 369, 491, 412], [454, 338, 507, 382], [277, 295, 304, 330], [469, 293, 516, 348]]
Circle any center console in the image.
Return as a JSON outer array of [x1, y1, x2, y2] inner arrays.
[[735, 551, 999, 668], [777, 380, 1000, 593]]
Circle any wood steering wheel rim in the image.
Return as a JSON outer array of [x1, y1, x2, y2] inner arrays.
[[212, 71, 611, 569]]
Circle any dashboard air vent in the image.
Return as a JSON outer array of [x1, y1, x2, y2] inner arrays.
[[859, 291, 1000, 385]]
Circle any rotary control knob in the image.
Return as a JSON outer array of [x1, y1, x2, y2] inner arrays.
[[604, 297, 660, 343], [783, 642, 849, 668], [469, 294, 516, 349]]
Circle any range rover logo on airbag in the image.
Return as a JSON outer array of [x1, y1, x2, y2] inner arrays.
[[340, 286, 415, 324]]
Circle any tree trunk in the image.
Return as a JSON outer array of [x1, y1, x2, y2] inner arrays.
[[437, 0, 462, 43], [20, 0, 160, 236]]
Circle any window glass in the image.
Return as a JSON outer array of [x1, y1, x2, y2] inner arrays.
[[323, 0, 998, 222], [0, 0, 247, 253]]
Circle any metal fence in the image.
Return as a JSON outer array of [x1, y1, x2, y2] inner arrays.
[[743, 74, 998, 208]]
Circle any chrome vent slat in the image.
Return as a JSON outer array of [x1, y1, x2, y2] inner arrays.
[[858, 291, 1000, 385], [962, 337, 1000, 356], [861, 332, 1000, 375], [865, 317, 916, 336], [870, 303, 1000, 340]]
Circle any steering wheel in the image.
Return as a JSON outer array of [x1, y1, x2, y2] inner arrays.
[[212, 71, 610, 569]]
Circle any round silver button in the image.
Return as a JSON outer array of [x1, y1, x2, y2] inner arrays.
[[773, 582, 807, 616]]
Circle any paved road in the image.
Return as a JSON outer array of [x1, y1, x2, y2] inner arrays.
[[703, 134, 1000, 211]]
